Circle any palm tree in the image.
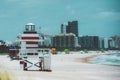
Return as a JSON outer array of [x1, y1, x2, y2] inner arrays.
[[0, 40, 8, 53], [0, 40, 5, 45]]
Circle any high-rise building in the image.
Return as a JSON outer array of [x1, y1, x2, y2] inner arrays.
[[61, 21, 78, 37], [52, 33, 76, 50], [78, 36, 99, 49], [61, 24, 67, 34], [67, 21, 78, 37], [108, 38, 115, 49], [111, 36, 120, 49], [99, 37, 116, 49]]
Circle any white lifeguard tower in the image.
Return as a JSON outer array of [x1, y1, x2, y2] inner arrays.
[[19, 23, 51, 71]]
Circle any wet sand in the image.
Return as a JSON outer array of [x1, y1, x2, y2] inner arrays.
[[75, 54, 99, 63], [0, 53, 120, 80]]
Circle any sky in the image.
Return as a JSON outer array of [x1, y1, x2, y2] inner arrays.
[[0, 0, 120, 41]]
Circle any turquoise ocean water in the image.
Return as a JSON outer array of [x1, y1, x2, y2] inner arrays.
[[92, 53, 120, 66]]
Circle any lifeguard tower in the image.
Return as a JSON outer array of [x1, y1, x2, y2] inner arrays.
[[19, 23, 51, 71]]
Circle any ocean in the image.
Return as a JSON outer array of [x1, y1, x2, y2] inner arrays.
[[92, 53, 120, 66]]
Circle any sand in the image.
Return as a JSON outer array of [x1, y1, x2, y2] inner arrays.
[[0, 53, 120, 80]]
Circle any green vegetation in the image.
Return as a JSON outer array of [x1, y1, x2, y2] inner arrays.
[[83, 49, 88, 53], [64, 49, 70, 54], [100, 49, 105, 53], [0, 45, 9, 53], [0, 53, 8, 55]]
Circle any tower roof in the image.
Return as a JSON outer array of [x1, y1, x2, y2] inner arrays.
[[26, 23, 35, 26]]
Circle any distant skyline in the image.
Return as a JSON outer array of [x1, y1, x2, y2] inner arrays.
[[0, 0, 120, 41]]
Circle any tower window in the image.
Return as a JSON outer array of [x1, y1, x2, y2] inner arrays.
[[31, 25, 35, 31], [25, 26, 29, 31]]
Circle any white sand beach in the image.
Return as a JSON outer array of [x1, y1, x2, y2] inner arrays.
[[0, 52, 120, 80]]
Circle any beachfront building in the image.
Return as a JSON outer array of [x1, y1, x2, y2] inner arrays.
[[99, 38, 116, 49], [37, 27, 53, 47], [103, 38, 109, 49], [78, 36, 99, 49], [52, 33, 76, 50], [61, 23, 67, 34], [44, 37, 52, 47], [61, 21, 78, 37], [111, 36, 120, 49], [108, 38, 116, 49]]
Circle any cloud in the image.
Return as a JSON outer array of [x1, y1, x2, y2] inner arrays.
[[66, 5, 71, 10], [5, 0, 56, 6], [93, 10, 120, 21], [65, 5, 76, 15], [100, 11, 114, 17], [5, 0, 46, 8]]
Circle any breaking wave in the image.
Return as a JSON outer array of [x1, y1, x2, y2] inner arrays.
[[92, 53, 120, 66]]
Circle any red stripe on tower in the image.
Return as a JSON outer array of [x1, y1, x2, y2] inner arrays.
[[26, 42, 38, 44], [26, 47, 39, 49], [21, 37, 39, 40], [19, 47, 39, 49], [24, 31, 37, 34]]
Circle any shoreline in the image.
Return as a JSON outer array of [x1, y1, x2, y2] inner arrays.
[[74, 52, 120, 64], [75, 54, 98, 64]]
